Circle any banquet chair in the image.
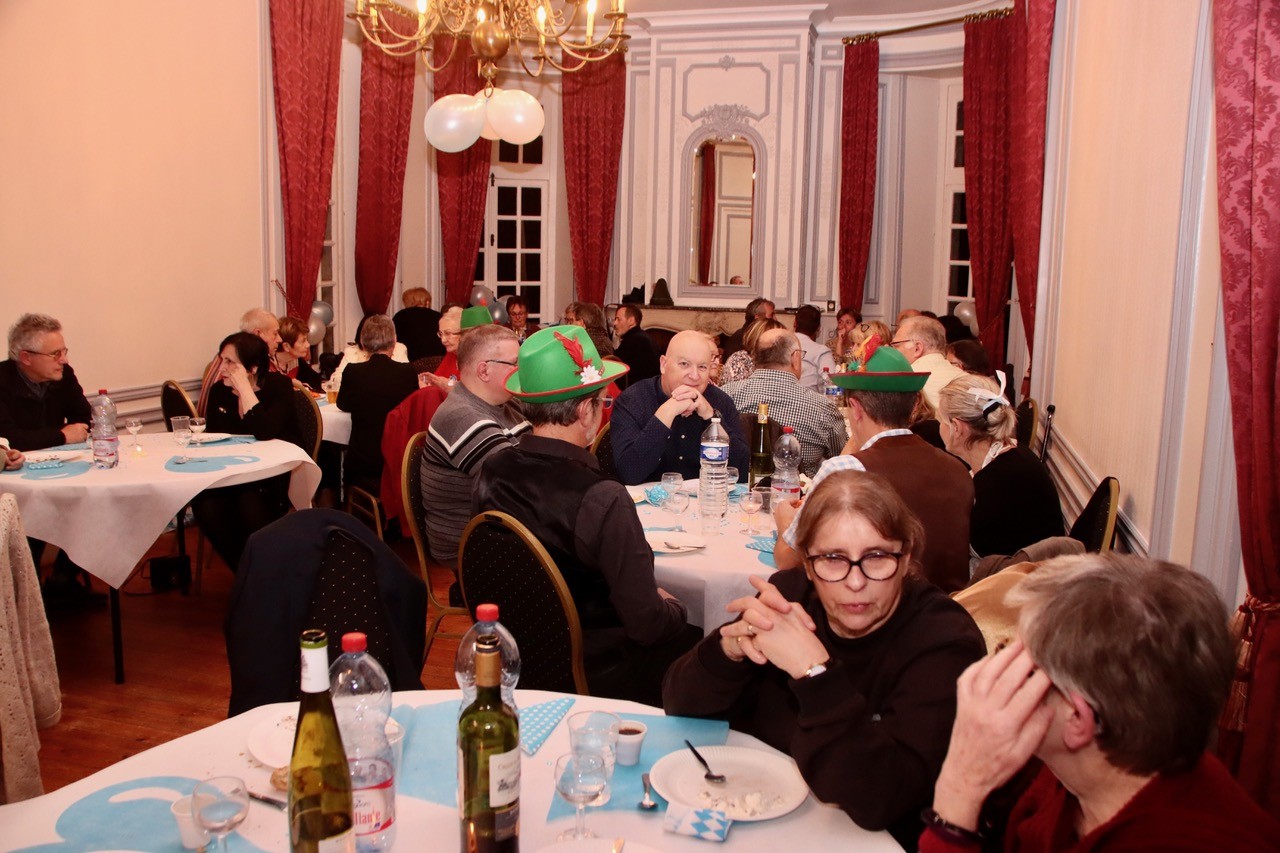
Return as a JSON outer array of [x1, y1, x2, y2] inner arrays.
[[380, 386, 446, 528], [410, 355, 444, 375], [1069, 476, 1120, 554], [346, 486, 385, 541], [160, 380, 196, 430], [225, 509, 426, 715], [1015, 398, 1038, 450], [590, 422, 617, 479], [738, 411, 782, 457], [401, 431, 468, 661], [458, 511, 589, 695], [291, 388, 323, 461]]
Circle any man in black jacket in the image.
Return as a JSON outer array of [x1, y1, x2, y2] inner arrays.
[[392, 287, 444, 362], [611, 304, 660, 387], [337, 315, 419, 494]]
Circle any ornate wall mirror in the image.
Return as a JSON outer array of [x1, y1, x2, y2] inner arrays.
[[687, 138, 756, 287]]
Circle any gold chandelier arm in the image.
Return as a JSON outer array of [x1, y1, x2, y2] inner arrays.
[[420, 35, 462, 75]]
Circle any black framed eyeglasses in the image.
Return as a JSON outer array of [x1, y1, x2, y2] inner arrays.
[[888, 339, 915, 349], [804, 550, 903, 583], [24, 347, 69, 360]]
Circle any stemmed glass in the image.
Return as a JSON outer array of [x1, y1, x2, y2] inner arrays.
[[660, 472, 683, 499], [192, 775, 249, 853], [125, 418, 143, 454], [554, 752, 607, 841], [741, 488, 764, 534], [665, 490, 690, 520], [174, 426, 193, 464], [189, 417, 206, 445]]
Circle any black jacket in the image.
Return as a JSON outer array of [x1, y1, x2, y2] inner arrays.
[[0, 360, 92, 450], [337, 354, 419, 492], [393, 306, 445, 362], [613, 327, 660, 387]]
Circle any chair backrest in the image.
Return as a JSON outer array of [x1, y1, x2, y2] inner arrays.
[[644, 327, 676, 355], [160, 380, 196, 431], [737, 410, 782, 456], [292, 388, 323, 460], [1039, 404, 1057, 462], [410, 355, 444, 375], [1069, 476, 1119, 553], [1015, 398, 1038, 449], [590, 422, 617, 479], [458, 511, 589, 695], [305, 528, 399, 680], [401, 431, 437, 586]]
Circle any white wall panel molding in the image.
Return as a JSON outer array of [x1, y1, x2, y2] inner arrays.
[[636, 7, 826, 33], [1046, 433, 1149, 557]]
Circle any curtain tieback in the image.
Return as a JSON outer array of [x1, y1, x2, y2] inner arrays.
[[1221, 595, 1280, 733]]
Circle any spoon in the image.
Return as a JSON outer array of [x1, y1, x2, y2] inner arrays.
[[684, 739, 726, 784], [639, 773, 658, 810]]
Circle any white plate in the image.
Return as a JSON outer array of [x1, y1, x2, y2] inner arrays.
[[648, 745, 808, 822], [534, 842, 663, 853], [192, 432, 232, 444], [247, 713, 297, 769], [644, 531, 707, 554]]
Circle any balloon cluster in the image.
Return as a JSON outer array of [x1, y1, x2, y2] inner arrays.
[[953, 301, 980, 337], [307, 301, 335, 345], [425, 88, 545, 152], [469, 284, 511, 325]]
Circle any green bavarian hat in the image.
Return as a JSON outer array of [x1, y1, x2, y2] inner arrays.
[[831, 338, 929, 393], [461, 305, 494, 329], [506, 325, 630, 403]]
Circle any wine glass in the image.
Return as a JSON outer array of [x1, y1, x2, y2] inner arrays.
[[554, 752, 606, 841], [174, 427, 193, 464], [189, 417, 206, 445], [125, 418, 143, 454], [741, 488, 764, 534], [192, 775, 249, 853], [665, 490, 690, 520], [660, 472, 683, 502], [567, 711, 620, 805]]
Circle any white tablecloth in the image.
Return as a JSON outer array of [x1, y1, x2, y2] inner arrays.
[[0, 433, 320, 588], [638, 493, 778, 633], [0, 689, 899, 852], [317, 398, 351, 446]]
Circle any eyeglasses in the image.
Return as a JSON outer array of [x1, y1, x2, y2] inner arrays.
[[888, 339, 916, 349], [439, 330, 462, 339], [602, 396, 614, 411], [804, 550, 903, 583], [24, 347, 69, 360]]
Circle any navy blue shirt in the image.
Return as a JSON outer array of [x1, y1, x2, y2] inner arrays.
[[610, 376, 750, 485]]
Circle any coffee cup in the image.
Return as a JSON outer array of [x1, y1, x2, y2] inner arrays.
[[616, 720, 647, 766], [170, 795, 211, 850]]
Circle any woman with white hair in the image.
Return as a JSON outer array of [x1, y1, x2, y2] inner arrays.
[[937, 373, 1062, 559]]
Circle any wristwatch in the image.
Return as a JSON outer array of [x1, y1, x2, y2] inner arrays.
[[803, 661, 828, 678]]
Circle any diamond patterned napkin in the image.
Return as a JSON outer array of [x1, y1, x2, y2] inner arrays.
[[664, 804, 733, 841]]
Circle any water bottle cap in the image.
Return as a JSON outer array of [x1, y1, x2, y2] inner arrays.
[[341, 632, 368, 653], [783, 426, 795, 433], [477, 603, 499, 622], [98, 389, 108, 395]]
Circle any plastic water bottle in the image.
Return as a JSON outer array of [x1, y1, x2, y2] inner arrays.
[[771, 426, 803, 510], [329, 632, 396, 853], [822, 368, 843, 406], [455, 603, 521, 711], [90, 389, 118, 469], [699, 415, 730, 529]]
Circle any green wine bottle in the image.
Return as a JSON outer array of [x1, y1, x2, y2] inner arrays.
[[289, 629, 355, 853], [749, 402, 773, 489], [458, 636, 520, 852]]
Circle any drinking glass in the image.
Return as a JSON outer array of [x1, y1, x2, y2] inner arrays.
[[192, 776, 249, 853], [567, 710, 620, 805], [753, 486, 773, 521], [726, 466, 739, 486], [554, 752, 606, 841], [665, 490, 690, 520], [741, 488, 764, 534], [660, 472, 683, 498], [189, 417, 206, 444], [125, 418, 143, 453], [174, 427, 193, 463]]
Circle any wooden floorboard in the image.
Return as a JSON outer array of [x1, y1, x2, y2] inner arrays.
[[38, 524, 467, 794]]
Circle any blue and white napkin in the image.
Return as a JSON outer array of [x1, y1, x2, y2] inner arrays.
[[519, 696, 575, 755], [744, 533, 777, 553], [664, 804, 733, 842]]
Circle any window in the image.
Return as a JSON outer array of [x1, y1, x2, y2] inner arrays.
[[474, 137, 548, 324], [316, 201, 337, 354], [940, 83, 971, 320]]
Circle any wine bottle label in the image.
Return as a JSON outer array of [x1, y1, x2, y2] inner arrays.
[[317, 827, 355, 853], [353, 776, 395, 836], [300, 644, 330, 693], [489, 747, 520, 807]]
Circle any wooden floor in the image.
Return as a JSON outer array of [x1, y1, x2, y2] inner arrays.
[[37, 525, 469, 794]]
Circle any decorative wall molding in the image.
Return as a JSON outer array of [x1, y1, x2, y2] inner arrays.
[[1045, 431, 1149, 557]]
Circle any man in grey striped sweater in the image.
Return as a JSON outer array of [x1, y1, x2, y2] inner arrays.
[[420, 324, 530, 567]]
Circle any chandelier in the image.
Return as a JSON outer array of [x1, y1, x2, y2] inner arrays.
[[352, 0, 629, 151]]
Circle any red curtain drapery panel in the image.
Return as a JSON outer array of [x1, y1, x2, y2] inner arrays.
[[1213, 0, 1280, 819], [561, 50, 627, 306], [837, 39, 879, 314], [698, 141, 716, 285], [354, 26, 418, 316], [433, 35, 492, 305], [963, 13, 1014, 369], [1008, 0, 1057, 356], [268, 0, 344, 321]]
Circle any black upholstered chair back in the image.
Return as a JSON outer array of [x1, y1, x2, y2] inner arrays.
[[292, 388, 323, 460], [402, 431, 467, 658], [458, 511, 588, 695], [305, 528, 399, 679], [1015, 398, 1038, 450], [161, 380, 196, 431], [410, 355, 444, 375], [1069, 476, 1120, 554], [590, 422, 617, 480]]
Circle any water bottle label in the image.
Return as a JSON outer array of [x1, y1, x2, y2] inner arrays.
[[700, 442, 728, 463], [489, 746, 521, 807], [352, 776, 395, 836]]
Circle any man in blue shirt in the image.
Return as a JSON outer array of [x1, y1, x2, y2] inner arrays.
[[611, 329, 749, 485]]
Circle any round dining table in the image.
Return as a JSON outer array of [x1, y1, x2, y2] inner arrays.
[[0, 689, 900, 852], [316, 397, 351, 446]]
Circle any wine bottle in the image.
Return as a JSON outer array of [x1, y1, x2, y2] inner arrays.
[[289, 629, 356, 853], [458, 636, 520, 852], [749, 402, 773, 489]]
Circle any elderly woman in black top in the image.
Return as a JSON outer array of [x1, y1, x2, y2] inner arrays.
[[193, 332, 301, 570], [663, 470, 985, 847]]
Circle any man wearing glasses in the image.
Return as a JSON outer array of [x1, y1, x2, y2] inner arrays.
[[0, 313, 103, 607], [611, 329, 749, 485]]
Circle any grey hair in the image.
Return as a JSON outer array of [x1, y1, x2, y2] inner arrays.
[[458, 324, 517, 370], [8, 313, 61, 359], [900, 316, 947, 354], [240, 307, 276, 335], [524, 393, 603, 427], [754, 330, 799, 369], [359, 315, 397, 353]]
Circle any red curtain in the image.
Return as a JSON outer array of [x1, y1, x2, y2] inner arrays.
[[838, 39, 879, 313], [268, 0, 344, 321], [562, 50, 627, 306], [698, 142, 716, 285], [354, 25, 418, 316], [433, 36, 491, 305], [963, 14, 1015, 367], [1008, 0, 1057, 355], [1214, 0, 1280, 818]]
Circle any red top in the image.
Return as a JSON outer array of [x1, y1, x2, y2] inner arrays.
[[477, 603, 499, 622], [341, 632, 367, 653]]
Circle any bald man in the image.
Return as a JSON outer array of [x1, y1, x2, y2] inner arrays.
[[611, 330, 749, 485]]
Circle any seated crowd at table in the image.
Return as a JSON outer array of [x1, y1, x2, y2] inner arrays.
[[1, 302, 1276, 850]]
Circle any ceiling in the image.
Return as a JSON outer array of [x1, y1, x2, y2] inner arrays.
[[630, 0, 977, 19]]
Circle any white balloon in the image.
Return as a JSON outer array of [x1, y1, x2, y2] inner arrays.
[[487, 89, 545, 146], [424, 93, 485, 152], [473, 88, 502, 141], [954, 301, 979, 336]]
